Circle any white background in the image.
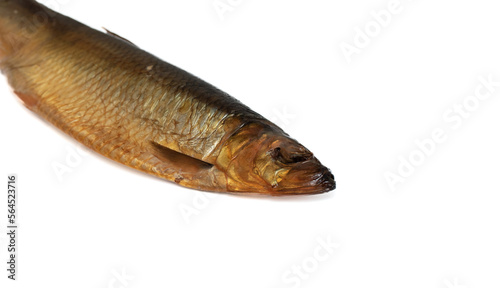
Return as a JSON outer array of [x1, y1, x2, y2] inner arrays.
[[1, 0, 500, 287]]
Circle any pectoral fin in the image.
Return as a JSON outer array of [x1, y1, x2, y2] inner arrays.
[[149, 141, 213, 173], [147, 140, 227, 191]]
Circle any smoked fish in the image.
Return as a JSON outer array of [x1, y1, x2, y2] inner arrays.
[[0, 0, 335, 195]]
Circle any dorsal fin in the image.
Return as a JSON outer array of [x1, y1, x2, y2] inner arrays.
[[103, 27, 137, 47]]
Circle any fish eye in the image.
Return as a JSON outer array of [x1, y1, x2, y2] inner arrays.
[[268, 147, 281, 160], [289, 154, 309, 163]]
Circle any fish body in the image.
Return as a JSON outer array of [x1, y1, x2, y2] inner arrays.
[[0, 0, 335, 195]]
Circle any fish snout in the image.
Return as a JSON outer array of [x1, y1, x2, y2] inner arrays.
[[273, 158, 335, 195]]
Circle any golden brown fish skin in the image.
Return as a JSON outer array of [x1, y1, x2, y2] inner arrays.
[[0, 0, 335, 195]]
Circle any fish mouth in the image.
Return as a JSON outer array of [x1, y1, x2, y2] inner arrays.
[[270, 162, 336, 196]]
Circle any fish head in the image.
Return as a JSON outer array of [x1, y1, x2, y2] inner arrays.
[[252, 134, 335, 195], [218, 122, 335, 195]]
